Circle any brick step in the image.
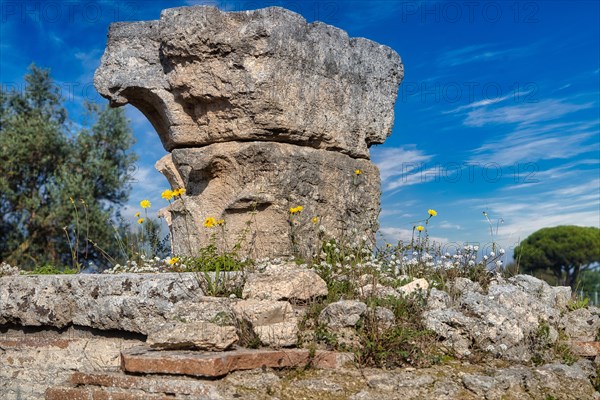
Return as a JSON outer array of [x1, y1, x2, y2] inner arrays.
[[45, 371, 220, 399], [45, 386, 190, 400], [121, 346, 353, 378]]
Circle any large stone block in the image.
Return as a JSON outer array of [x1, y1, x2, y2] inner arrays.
[[161, 141, 380, 258], [94, 6, 403, 158], [0, 274, 225, 334]]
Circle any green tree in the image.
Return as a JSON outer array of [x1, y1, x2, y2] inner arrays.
[[0, 64, 138, 270], [514, 225, 600, 289]]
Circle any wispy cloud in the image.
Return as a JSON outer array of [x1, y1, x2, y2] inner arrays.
[[443, 92, 516, 114], [469, 119, 599, 165], [463, 98, 594, 127], [498, 159, 600, 191], [372, 146, 435, 191], [439, 221, 462, 230], [437, 44, 528, 67]]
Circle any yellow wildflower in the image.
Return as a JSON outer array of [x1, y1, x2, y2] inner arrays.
[[416, 225, 424, 232], [386, 243, 392, 247], [428, 209, 437, 217], [137, 218, 145, 224], [168, 257, 180, 265], [289, 206, 303, 214], [312, 216, 319, 224], [216, 219, 225, 226], [134, 212, 140, 218], [354, 169, 362, 175], [173, 188, 186, 197], [204, 217, 217, 228], [161, 189, 174, 201], [140, 199, 151, 209]]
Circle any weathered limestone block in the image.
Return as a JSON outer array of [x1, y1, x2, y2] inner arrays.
[[147, 321, 239, 351], [0, 274, 211, 334], [94, 6, 403, 158], [397, 278, 429, 296], [232, 299, 299, 347], [242, 264, 328, 301], [422, 275, 576, 362], [163, 142, 380, 258], [318, 300, 367, 328]]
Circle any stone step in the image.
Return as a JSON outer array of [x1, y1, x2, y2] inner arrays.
[[45, 386, 187, 400], [121, 346, 353, 378], [45, 371, 220, 399], [69, 371, 217, 396]]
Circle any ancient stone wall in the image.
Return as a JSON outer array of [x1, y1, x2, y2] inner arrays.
[[94, 6, 404, 258]]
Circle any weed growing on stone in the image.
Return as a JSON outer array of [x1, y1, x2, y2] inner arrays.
[[567, 297, 589, 311]]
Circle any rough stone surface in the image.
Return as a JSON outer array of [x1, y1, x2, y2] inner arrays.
[[94, 6, 403, 158], [0, 274, 205, 334], [397, 278, 429, 296], [423, 275, 576, 361], [357, 283, 400, 299], [1, 326, 144, 400], [569, 341, 600, 357], [426, 288, 451, 310], [374, 306, 396, 330], [318, 300, 367, 328], [232, 299, 298, 347], [509, 274, 572, 310], [447, 277, 482, 295], [147, 321, 238, 351], [164, 141, 381, 258], [560, 307, 600, 341], [242, 264, 328, 301]]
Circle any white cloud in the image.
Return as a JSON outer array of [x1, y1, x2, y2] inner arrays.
[[439, 221, 462, 230], [443, 93, 515, 114], [437, 44, 527, 67], [372, 146, 435, 191], [469, 120, 599, 166], [463, 99, 594, 127]]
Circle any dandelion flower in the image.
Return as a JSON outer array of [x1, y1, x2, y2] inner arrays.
[[354, 169, 362, 175], [428, 209, 437, 217], [216, 219, 225, 226], [137, 218, 145, 224], [134, 212, 140, 218], [161, 189, 174, 201], [169, 257, 180, 265], [204, 217, 216, 228], [173, 188, 186, 197], [140, 200, 151, 209], [289, 206, 303, 214], [416, 225, 424, 232], [312, 216, 319, 224]]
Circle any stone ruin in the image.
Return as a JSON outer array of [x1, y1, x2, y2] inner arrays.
[[94, 6, 404, 258]]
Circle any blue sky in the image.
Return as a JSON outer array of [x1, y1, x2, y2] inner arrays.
[[1, 0, 599, 259]]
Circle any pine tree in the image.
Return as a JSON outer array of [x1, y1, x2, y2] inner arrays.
[[0, 64, 138, 270]]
